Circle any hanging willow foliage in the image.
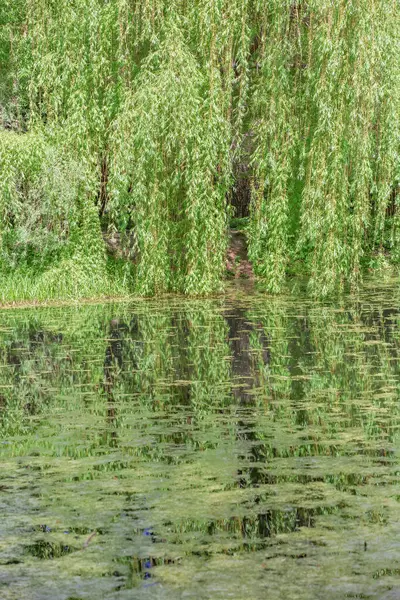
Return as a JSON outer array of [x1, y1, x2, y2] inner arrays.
[[1, 0, 399, 297], [109, 20, 231, 295], [248, 0, 296, 293], [296, 0, 400, 296]]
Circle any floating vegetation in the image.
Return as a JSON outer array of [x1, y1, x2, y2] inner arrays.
[[0, 283, 400, 598]]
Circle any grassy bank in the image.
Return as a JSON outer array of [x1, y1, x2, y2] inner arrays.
[[0, 261, 132, 307]]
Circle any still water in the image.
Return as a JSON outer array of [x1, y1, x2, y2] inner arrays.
[[1, 282, 400, 600]]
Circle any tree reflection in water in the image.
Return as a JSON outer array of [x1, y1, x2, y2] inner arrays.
[[0, 285, 400, 599]]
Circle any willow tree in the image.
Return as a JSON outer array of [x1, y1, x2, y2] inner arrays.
[[110, 21, 231, 295], [248, 0, 296, 293], [1, 0, 399, 298], [295, 0, 400, 296], [248, 0, 400, 295]]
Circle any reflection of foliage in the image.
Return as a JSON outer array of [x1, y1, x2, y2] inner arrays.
[[1, 289, 400, 598]]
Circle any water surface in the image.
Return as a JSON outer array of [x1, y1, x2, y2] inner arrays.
[[1, 283, 400, 599]]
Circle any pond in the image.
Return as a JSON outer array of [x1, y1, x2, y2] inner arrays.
[[1, 282, 400, 600]]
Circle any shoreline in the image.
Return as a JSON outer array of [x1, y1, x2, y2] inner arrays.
[[0, 294, 134, 311], [0, 273, 396, 311]]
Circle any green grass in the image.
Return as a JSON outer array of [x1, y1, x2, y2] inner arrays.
[[0, 258, 133, 305]]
